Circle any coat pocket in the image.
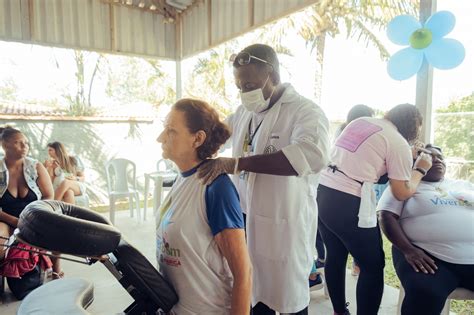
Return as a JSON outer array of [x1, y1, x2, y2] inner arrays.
[[254, 214, 289, 261]]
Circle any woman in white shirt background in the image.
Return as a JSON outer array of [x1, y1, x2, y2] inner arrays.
[[44, 141, 86, 204], [377, 144, 474, 315]]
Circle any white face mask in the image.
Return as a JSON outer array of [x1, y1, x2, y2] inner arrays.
[[240, 76, 275, 113]]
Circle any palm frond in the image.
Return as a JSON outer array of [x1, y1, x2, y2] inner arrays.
[[351, 19, 390, 60]]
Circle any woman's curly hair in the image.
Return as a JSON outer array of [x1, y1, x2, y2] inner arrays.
[[173, 99, 231, 160], [384, 104, 423, 143]]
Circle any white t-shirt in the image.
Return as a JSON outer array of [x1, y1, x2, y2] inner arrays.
[[320, 117, 412, 197], [156, 167, 244, 315], [377, 180, 474, 264]]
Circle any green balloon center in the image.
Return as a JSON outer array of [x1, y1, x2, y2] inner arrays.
[[409, 28, 433, 49]]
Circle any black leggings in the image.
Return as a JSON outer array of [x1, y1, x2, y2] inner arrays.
[[393, 246, 474, 315], [316, 229, 325, 261], [251, 302, 308, 315], [317, 185, 385, 315]]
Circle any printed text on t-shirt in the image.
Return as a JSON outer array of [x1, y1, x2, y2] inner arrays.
[[336, 120, 382, 152]]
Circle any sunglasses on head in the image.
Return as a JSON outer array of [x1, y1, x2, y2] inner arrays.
[[229, 52, 274, 69]]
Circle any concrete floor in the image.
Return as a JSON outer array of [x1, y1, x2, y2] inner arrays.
[[1, 209, 402, 315]]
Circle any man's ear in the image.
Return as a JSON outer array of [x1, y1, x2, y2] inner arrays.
[[194, 130, 207, 148]]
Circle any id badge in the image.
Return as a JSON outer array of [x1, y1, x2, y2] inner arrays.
[[240, 144, 253, 180]]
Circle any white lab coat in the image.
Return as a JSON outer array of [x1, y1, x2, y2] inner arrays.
[[227, 84, 330, 312]]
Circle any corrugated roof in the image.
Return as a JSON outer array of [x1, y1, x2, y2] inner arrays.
[[0, 102, 65, 116], [0, 0, 317, 60]]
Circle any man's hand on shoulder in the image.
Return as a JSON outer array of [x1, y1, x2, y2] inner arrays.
[[197, 158, 238, 185]]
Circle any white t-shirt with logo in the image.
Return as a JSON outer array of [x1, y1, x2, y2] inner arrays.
[[156, 166, 244, 315], [320, 117, 412, 197], [377, 180, 474, 264]]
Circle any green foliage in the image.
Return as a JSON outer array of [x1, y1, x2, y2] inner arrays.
[[274, 0, 418, 60], [260, 0, 418, 102], [434, 93, 474, 162], [0, 77, 19, 100], [61, 51, 104, 116], [186, 42, 239, 116], [106, 56, 175, 107], [437, 93, 474, 113], [434, 94, 474, 181]]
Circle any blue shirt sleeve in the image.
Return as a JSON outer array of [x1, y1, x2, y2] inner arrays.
[[205, 174, 244, 236]]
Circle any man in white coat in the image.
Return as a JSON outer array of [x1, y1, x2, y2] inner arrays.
[[198, 44, 330, 315]]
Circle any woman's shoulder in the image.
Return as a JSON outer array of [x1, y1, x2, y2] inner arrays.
[[205, 174, 237, 196], [207, 173, 233, 187], [25, 157, 41, 169], [25, 156, 39, 164]]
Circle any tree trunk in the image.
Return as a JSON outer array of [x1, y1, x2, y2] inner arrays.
[[313, 33, 326, 105], [88, 55, 103, 108]]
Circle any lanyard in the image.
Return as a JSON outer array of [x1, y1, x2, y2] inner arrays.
[[247, 117, 264, 146]]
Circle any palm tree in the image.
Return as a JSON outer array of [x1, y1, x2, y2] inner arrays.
[[63, 50, 104, 116], [106, 56, 175, 108], [186, 41, 240, 116], [269, 0, 418, 103]]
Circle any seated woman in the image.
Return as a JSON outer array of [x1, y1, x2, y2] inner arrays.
[[156, 98, 252, 314], [0, 126, 61, 277], [377, 144, 474, 315], [44, 142, 86, 204]]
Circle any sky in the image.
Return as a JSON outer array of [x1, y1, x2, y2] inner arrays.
[[0, 0, 472, 123]]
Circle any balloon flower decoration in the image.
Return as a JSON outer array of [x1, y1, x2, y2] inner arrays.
[[387, 11, 465, 80]]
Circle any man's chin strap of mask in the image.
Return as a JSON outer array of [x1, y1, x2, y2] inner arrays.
[[264, 84, 276, 111], [241, 75, 276, 113]]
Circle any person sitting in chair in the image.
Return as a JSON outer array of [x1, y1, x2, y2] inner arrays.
[[0, 126, 62, 281], [44, 141, 86, 205], [378, 144, 474, 315], [156, 98, 252, 314]]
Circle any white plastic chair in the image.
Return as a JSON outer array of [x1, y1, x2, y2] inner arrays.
[[397, 285, 474, 315], [74, 192, 90, 208], [143, 159, 177, 220], [105, 158, 141, 224], [72, 156, 90, 208]]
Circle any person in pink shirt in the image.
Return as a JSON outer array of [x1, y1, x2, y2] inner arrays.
[[316, 104, 432, 315], [310, 104, 375, 289]]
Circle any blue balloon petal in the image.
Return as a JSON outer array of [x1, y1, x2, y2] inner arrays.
[[424, 38, 465, 69], [387, 47, 424, 80], [387, 15, 421, 45], [425, 11, 456, 39]]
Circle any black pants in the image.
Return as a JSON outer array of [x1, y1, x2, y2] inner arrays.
[[252, 302, 308, 315], [316, 228, 325, 261], [393, 246, 474, 315], [317, 185, 385, 315]]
